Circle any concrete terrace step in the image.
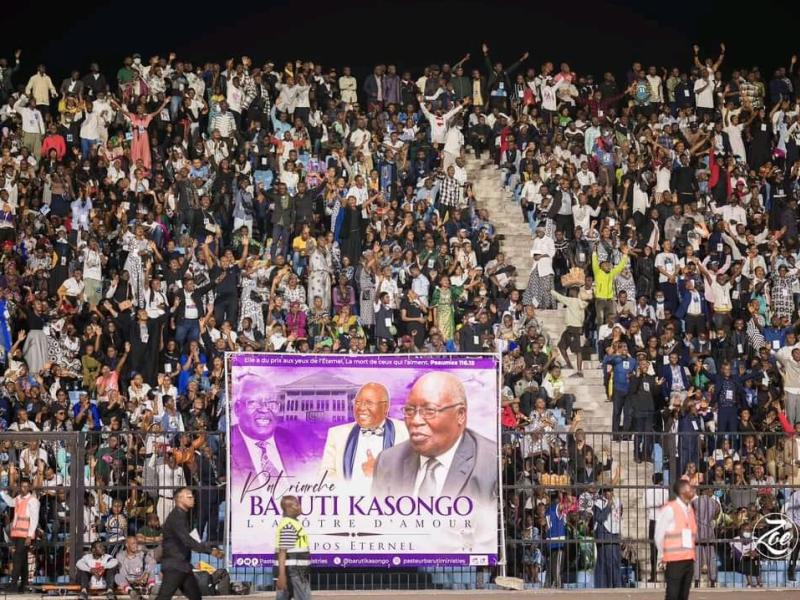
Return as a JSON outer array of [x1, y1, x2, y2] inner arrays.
[[466, 153, 655, 577]]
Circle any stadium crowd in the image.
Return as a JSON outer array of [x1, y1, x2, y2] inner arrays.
[[0, 40, 797, 590]]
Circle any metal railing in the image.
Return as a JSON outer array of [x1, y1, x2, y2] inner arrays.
[[501, 428, 800, 589], [1, 428, 798, 590]]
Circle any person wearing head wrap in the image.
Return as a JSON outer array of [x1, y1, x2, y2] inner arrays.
[[522, 226, 556, 309]]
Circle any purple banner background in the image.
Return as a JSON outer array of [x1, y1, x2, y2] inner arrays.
[[231, 353, 499, 370], [227, 353, 500, 568]]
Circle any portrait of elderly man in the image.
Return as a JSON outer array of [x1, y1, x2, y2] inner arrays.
[[229, 373, 314, 478], [319, 382, 408, 486], [371, 371, 497, 504]]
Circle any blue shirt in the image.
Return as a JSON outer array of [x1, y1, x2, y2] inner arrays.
[[546, 504, 567, 548], [605, 355, 637, 393]]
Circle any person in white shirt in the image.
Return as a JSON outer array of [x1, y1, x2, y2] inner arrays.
[[338, 67, 358, 105], [572, 193, 601, 232], [0, 480, 40, 592], [346, 175, 369, 208], [319, 382, 409, 491], [8, 407, 40, 432], [521, 176, 543, 206], [693, 69, 715, 116], [644, 473, 670, 582], [70, 192, 93, 231], [155, 453, 187, 523], [711, 197, 747, 226], [76, 541, 120, 596], [348, 119, 371, 157], [59, 268, 86, 305], [655, 479, 697, 599], [776, 344, 800, 425], [143, 278, 168, 319], [79, 101, 105, 159], [106, 158, 126, 184], [274, 76, 298, 115], [13, 95, 45, 159], [293, 75, 311, 121], [442, 120, 465, 169], [418, 95, 468, 145], [646, 66, 664, 104], [91, 92, 115, 144], [576, 162, 597, 188], [226, 76, 243, 118], [18, 440, 48, 477], [654, 240, 680, 310], [593, 487, 624, 587]]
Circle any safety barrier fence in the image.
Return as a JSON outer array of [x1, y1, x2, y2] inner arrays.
[[1, 429, 797, 590]]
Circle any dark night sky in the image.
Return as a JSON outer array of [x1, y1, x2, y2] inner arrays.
[[3, 0, 797, 84]]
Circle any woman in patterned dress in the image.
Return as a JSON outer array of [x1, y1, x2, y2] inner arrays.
[[46, 319, 81, 374], [238, 259, 270, 336], [122, 224, 154, 309], [432, 275, 464, 343], [769, 264, 797, 321], [358, 252, 377, 331], [307, 237, 334, 314], [745, 299, 767, 353], [280, 273, 307, 311]]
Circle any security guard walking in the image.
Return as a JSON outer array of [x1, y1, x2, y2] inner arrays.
[[655, 479, 697, 600], [155, 487, 223, 600], [275, 495, 312, 600]]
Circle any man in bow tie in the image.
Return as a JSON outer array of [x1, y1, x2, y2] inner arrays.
[[319, 382, 408, 487]]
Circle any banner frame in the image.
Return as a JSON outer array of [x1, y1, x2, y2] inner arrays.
[[223, 350, 504, 570]]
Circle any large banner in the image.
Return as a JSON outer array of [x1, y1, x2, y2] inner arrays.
[[227, 353, 501, 569]]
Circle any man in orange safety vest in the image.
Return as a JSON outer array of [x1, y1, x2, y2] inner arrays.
[[655, 478, 697, 600], [0, 479, 40, 593]]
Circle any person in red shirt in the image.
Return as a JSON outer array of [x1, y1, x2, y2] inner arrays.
[[40, 123, 66, 160]]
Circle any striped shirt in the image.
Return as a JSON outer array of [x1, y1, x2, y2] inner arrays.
[[210, 111, 237, 138], [278, 522, 299, 549]]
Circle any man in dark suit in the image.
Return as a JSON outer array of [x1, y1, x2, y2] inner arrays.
[[675, 277, 709, 338], [371, 371, 497, 505], [171, 270, 214, 351], [362, 65, 385, 111], [229, 374, 314, 479], [154, 487, 222, 600]]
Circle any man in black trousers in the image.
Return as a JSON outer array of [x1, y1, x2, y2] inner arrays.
[[155, 487, 223, 600], [655, 479, 697, 600]]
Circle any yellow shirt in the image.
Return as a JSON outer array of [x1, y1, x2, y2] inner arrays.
[[592, 253, 628, 300], [291, 236, 308, 254]]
